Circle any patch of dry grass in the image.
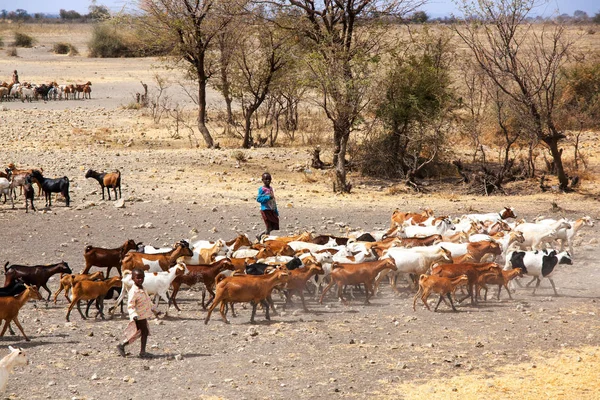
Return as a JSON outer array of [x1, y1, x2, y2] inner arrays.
[[389, 346, 600, 400]]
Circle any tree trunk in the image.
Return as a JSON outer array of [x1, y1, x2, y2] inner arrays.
[[543, 137, 569, 190], [242, 110, 253, 148], [333, 120, 351, 193], [197, 69, 214, 149]]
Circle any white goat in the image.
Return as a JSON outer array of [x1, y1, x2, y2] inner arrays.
[[403, 218, 455, 238], [0, 178, 14, 209], [0, 346, 29, 393], [111, 263, 186, 316], [462, 206, 517, 224], [377, 246, 453, 293], [514, 220, 571, 250], [535, 216, 594, 255]]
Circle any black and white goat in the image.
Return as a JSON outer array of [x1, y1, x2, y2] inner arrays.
[[504, 249, 573, 295]]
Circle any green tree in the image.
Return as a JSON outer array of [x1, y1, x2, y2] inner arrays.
[[88, 1, 111, 20], [370, 30, 453, 184], [411, 11, 429, 23], [276, 0, 424, 192]]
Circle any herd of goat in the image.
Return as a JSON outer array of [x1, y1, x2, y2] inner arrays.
[[0, 192, 595, 340], [0, 162, 121, 212], [0, 81, 92, 102]]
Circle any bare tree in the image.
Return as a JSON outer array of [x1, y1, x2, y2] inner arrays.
[[229, 20, 288, 148], [214, 24, 239, 127], [272, 0, 424, 192], [139, 0, 245, 148], [455, 0, 576, 191]]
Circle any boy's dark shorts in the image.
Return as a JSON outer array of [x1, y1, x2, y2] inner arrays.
[[261, 210, 280, 231]]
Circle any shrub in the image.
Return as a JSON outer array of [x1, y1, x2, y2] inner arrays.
[[0, 37, 4, 48], [13, 32, 35, 48], [231, 150, 248, 162], [53, 42, 72, 54], [7, 47, 18, 57], [122, 101, 143, 110], [68, 45, 80, 56], [88, 25, 129, 57]]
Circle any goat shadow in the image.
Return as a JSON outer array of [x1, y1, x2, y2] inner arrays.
[[146, 352, 210, 360], [0, 339, 79, 348]]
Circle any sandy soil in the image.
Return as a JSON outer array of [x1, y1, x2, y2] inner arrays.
[[0, 24, 599, 400]]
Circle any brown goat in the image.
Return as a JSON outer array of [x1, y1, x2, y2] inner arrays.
[[413, 274, 469, 312], [82, 239, 139, 277], [205, 265, 290, 324], [0, 285, 42, 341], [66, 276, 122, 321], [169, 259, 235, 311], [477, 267, 523, 301], [52, 271, 105, 304], [386, 208, 434, 236], [430, 262, 499, 305], [320, 259, 397, 305], [283, 262, 324, 311], [84, 169, 121, 200], [121, 241, 193, 273], [6, 163, 43, 196]]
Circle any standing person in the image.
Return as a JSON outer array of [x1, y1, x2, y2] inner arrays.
[[256, 172, 279, 241], [116, 269, 160, 359], [11, 70, 19, 85]]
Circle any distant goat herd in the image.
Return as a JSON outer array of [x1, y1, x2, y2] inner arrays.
[[0, 81, 92, 102], [0, 162, 120, 212]]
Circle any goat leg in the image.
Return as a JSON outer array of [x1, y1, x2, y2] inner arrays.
[[266, 295, 277, 316], [262, 299, 271, 321], [364, 281, 373, 305], [0, 320, 10, 337], [532, 277, 542, 295], [299, 291, 309, 312], [76, 300, 87, 320], [447, 293, 458, 312], [525, 276, 537, 287], [549, 278, 559, 296], [433, 295, 445, 312], [250, 301, 258, 323], [42, 284, 52, 302], [11, 317, 30, 341]]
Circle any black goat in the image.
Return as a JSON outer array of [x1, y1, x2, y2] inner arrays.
[[4, 261, 72, 301], [85, 169, 121, 200], [23, 174, 35, 213], [246, 257, 302, 275], [30, 170, 70, 207], [35, 84, 51, 101]]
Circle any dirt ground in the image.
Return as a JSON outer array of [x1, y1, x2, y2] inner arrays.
[[0, 24, 599, 400]]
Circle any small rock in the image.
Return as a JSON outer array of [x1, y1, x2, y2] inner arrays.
[[175, 354, 183, 361], [114, 198, 125, 208], [91, 374, 99, 380]]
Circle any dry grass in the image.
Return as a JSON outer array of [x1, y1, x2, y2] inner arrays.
[[390, 346, 600, 400]]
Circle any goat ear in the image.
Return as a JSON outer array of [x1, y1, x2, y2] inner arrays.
[[8, 345, 16, 352]]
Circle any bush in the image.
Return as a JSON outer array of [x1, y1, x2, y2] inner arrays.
[[53, 42, 73, 54], [231, 150, 248, 162], [6, 47, 18, 57], [121, 101, 143, 110], [0, 37, 4, 48], [88, 25, 130, 57], [13, 32, 35, 48]]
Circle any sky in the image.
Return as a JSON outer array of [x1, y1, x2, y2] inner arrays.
[[3, 0, 599, 17]]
